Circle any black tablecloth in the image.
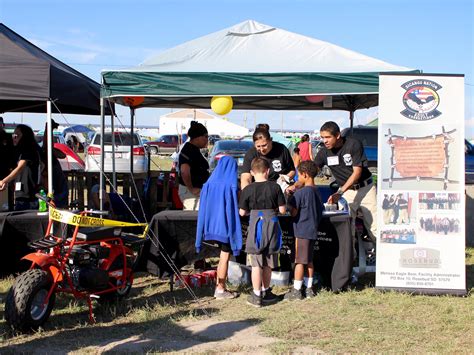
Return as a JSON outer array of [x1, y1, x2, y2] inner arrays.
[[0, 210, 49, 274], [144, 211, 221, 277], [145, 210, 352, 291]]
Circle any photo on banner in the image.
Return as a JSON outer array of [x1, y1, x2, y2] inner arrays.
[[376, 74, 466, 295]]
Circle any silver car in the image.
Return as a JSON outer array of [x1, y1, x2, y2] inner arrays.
[[85, 131, 148, 173]]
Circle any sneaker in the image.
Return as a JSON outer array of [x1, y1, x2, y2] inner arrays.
[[214, 289, 239, 300], [246, 293, 262, 308], [262, 287, 279, 305], [305, 287, 316, 299], [284, 287, 304, 301]]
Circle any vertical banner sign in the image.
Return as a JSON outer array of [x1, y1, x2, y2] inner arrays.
[[376, 74, 466, 295]]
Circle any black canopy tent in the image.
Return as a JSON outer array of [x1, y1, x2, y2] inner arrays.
[[0, 23, 110, 196], [0, 23, 103, 115]]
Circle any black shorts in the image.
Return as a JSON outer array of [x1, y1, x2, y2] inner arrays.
[[214, 241, 231, 253], [294, 238, 316, 265]]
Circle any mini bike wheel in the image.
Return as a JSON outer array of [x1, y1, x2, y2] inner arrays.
[[5, 269, 56, 332], [99, 256, 134, 303], [115, 277, 133, 297]]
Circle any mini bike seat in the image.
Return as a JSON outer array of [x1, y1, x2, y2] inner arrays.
[[76, 227, 121, 241]]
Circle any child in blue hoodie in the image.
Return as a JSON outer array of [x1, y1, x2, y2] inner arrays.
[[196, 156, 242, 299]]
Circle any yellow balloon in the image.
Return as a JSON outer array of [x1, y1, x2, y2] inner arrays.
[[211, 96, 233, 115]]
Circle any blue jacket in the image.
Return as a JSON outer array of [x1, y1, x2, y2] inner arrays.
[[196, 156, 242, 256]]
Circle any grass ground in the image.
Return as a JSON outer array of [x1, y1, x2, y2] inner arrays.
[[149, 155, 174, 171], [2, 156, 471, 352], [0, 249, 472, 353]]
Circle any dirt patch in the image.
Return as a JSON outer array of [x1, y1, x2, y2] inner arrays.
[[71, 318, 277, 353]]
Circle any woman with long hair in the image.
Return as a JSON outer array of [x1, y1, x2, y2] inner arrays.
[[0, 124, 41, 210]]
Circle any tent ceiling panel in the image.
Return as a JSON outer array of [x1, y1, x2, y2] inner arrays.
[[103, 93, 378, 112]]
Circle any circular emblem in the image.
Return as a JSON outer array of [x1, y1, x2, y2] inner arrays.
[[400, 79, 442, 121]]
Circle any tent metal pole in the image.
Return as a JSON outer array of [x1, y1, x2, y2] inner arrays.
[[280, 111, 283, 133], [111, 109, 116, 187], [130, 108, 135, 175], [349, 110, 354, 135], [100, 97, 105, 211], [46, 100, 53, 195]]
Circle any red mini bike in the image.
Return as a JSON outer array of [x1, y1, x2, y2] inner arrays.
[[4, 197, 149, 332]]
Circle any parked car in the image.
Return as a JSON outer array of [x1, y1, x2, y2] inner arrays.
[[208, 134, 222, 145], [208, 139, 254, 175], [465, 140, 474, 183], [145, 134, 180, 155], [2, 122, 17, 134], [340, 126, 378, 171], [85, 131, 148, 173], [311, 139, 324, 158], [35, 132, 85, 171], [35, 131, 67, 145]]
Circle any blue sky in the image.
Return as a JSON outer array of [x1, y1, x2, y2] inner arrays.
[[1, 0, 473, 136]]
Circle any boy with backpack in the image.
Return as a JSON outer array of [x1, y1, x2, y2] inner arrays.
[[239, 157, 286, 307]]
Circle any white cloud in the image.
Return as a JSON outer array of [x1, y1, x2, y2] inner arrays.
[[57, 50, 99, 64], [27, 31, 156, 70]]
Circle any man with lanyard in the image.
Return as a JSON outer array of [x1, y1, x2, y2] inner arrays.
[[314, 121, 377, 241], [240, 126, 295, 191]]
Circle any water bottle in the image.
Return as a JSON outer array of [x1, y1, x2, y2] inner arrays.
[[38, 189, 48, 212]]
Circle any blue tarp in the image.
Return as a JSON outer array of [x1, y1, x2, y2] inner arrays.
[[63, 125, 94, 134]]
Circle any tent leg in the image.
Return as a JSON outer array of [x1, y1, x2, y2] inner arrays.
[[111, 109, 116, 187], [100, 98, 105, 211], [130, 108, 135, 175], [349, 110, 354, 135], [46, 101, 53, 195]]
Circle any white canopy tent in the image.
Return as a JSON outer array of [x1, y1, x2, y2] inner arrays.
[[101, 20, 419, 115], [98, 20, 420, 209], [159, 109, 249, 137]]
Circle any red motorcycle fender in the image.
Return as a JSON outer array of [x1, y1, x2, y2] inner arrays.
[[23, 253, 63, 281]]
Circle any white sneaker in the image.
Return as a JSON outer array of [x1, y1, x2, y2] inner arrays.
[[214, 289, 239, 299]]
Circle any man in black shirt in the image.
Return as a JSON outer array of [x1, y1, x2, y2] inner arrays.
[[241, 127, 295, 190], [314, 121, 377, 241]]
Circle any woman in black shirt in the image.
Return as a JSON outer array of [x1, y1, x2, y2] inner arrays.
[[0, 124, 41, 210], [241, 127, 295, 191]]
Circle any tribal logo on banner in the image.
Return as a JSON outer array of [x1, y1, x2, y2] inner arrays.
[[401, 79, 442, 120]]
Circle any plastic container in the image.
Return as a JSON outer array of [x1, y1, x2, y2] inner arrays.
[[270, 271, 290, 286], [38, 189, 48, 212], [227, 260, 251, 286]]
